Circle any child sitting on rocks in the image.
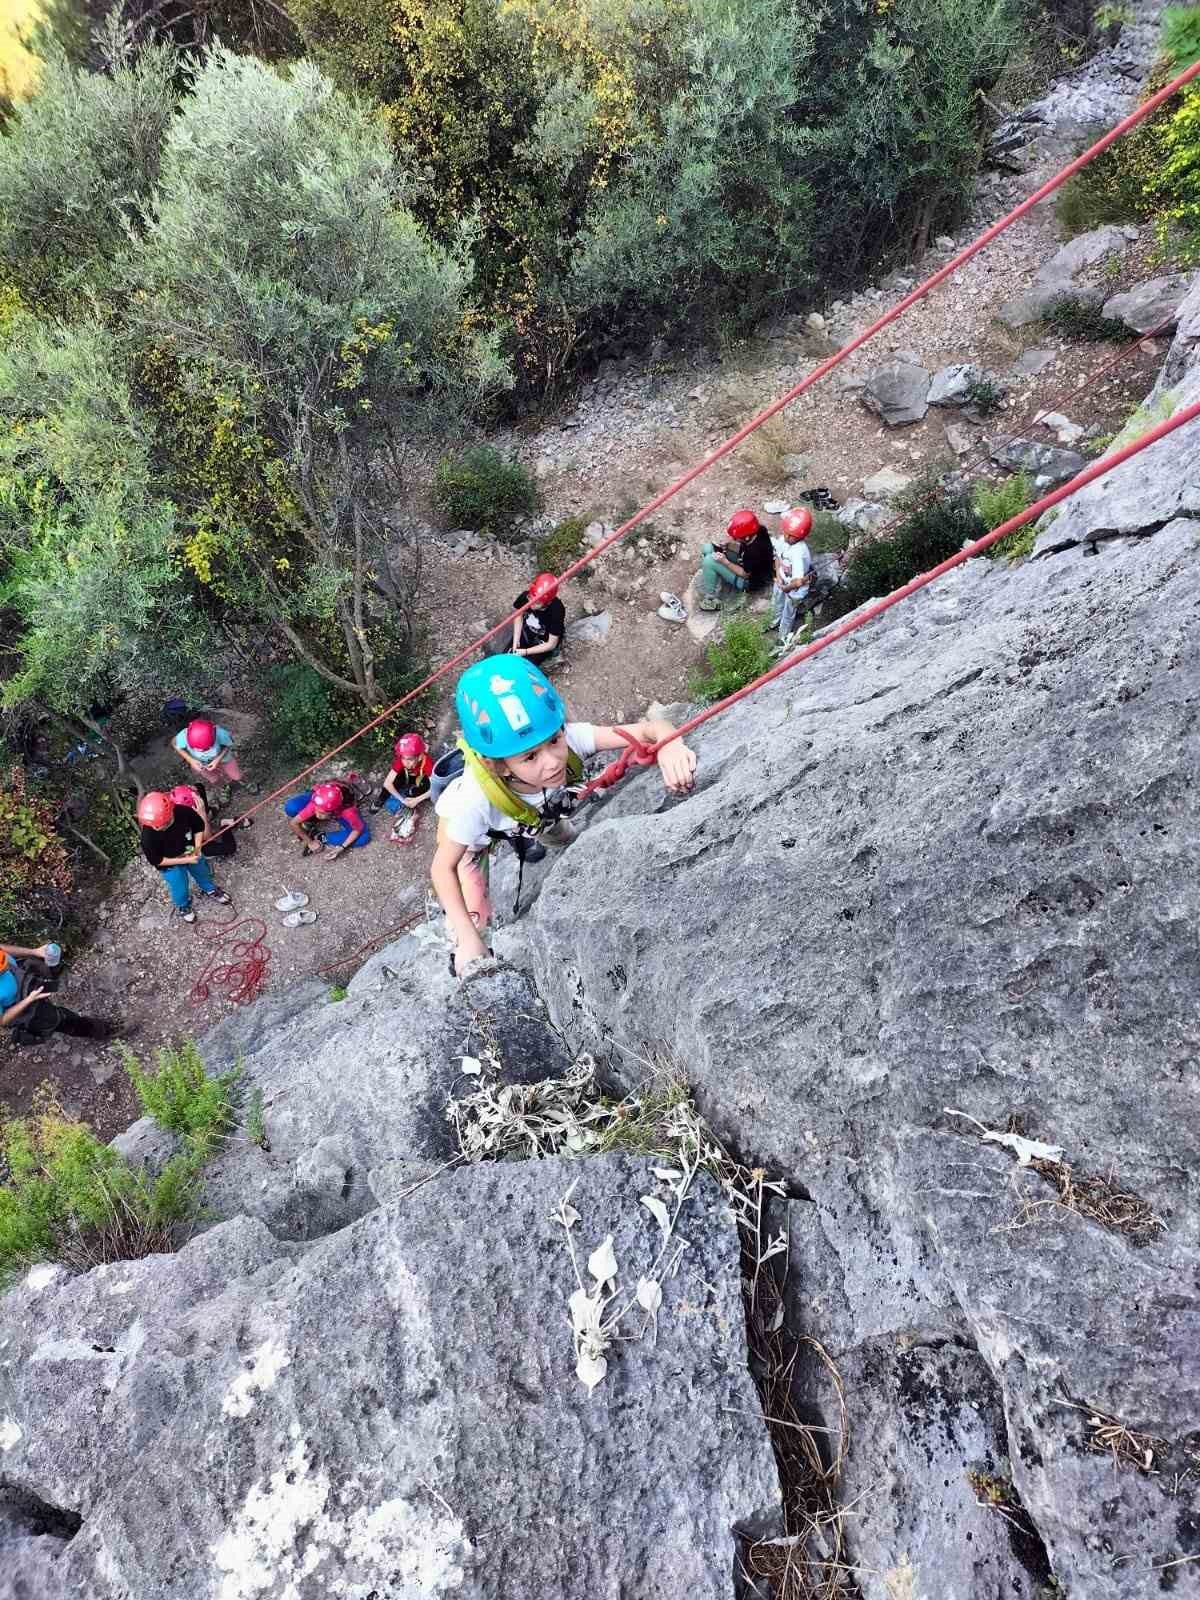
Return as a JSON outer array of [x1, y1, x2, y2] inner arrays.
[[431, 655, 696, 975], [696, 509, 775, 612]]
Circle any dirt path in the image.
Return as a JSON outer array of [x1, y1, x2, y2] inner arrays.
[[0, 156, 1172, 1138]]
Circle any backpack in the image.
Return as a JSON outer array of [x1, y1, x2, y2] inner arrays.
[[455, 737, 584, 832]]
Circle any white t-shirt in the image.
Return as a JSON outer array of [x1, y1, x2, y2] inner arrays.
[[436, 723, 599, 852], [778, 540, 813, 591]]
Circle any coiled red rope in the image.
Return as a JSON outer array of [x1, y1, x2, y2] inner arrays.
[[189, 916, 272, 1007]]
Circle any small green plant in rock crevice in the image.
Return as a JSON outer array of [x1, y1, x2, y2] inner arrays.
[[121, 1038, 238, 1161], [688, 616, 776, 705], [328, 984, 348, 1002], [1042, 295, 1129, 343], [964, 373, 1007, 416], [245, 1087, 269, 1152]]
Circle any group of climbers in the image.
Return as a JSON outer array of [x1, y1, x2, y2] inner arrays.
[[52, 510, 813, 983]]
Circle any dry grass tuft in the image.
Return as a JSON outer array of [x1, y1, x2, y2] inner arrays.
[[1011, 1156, 1165, 1245], [1059, 1402, 1165, 1474]]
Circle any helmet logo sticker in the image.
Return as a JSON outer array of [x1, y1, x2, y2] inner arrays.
[[498, 694, 532, 733]]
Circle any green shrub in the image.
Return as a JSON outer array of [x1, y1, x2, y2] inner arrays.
[[964, 374, 1006, 416], [0, 1106, 201, 1289], [432, 446, 540, 539], [804, 510, 849, 556], [834, 483, 984, 615], [121, 1038, 238, 1160], [535, 515, 588, 574], [1042, 295, 1129, 342], [975, 472, 1033, 534], [688, 616, 776, 704], [264, 663, 396, 762]]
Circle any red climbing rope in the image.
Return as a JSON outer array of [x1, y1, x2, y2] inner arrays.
[[204, 54, 1200, 847], [575, 395, 1200, 803], [189, 915, 272, 1007], [315, 904, 427, 976]]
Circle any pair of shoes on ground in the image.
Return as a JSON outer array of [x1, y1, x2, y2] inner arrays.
[[696, 594, 722, 613], [178, 887, 231, 924], [657, 591, 688, 624], [274, 890, 317, 928]]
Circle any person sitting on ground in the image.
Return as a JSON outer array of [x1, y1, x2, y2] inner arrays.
[[431, 655, 696, 976], [369, 734, 434, 842], [773, 507, 814, 640], [0, 942, 116, 1045], [138, 790, 232, 925], [284, 780, 369, 860], [696, 508, 775, 612], [509, 572, 566, 663], [173, 717, 250, 807]]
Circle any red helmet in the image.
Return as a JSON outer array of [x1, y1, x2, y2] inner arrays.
[[311, 781, 345, 814], [138, 791, 175, 829], [528, 573, 559, 606], [395, 733, 427, 761], [726, 509, 761, 541], [781, 507, 813, 542], [186, 718, 217, 752], [169, 785, 201, 810]]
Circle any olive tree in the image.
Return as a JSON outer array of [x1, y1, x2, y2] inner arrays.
[[134, 48, 510, 706]]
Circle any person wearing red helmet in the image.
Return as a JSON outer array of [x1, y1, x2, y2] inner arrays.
[[773, 506, 814, 641], [283, 779, 368, 859], [509, 573, 566, 663], [696, 509, 774, 612], [138, 790, 232, 924], [1, 940, 116, 1045], [368, 733, 434, 843], [173, 716, 248, 807]]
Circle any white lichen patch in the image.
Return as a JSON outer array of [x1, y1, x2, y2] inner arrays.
[[212, 1439, 469, 1599], [0, 1417, 22, 1451], [222, 1339, 292, 1419], [24, 1262, 63, 1293]]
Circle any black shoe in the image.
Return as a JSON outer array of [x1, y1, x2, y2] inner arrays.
[[368, 795, 386, 814]]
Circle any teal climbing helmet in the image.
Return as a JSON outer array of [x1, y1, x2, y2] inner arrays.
[[455, 654, 566, 759]]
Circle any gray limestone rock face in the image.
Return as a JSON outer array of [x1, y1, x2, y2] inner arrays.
[[1102, 272, 1194, 335], [517, 518, 1200, 1597], [861, 466, 912, 499], [0, 1160, 778, 1600], [860, 360, 930, 426], [195, 949, 574, 1239], [997, 281, 1103, 330], [1039, 225, 1132, 283], [836, 498, 890, 532], [989, 436, 1086, 488]]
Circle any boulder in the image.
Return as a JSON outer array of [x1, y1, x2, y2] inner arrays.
[[570, 610, 613, 645], [927, 362, 983, 407], [1037, 411, 1085, 446], [1040, 225, 1132, 283], [944, 422, 974, 456], [860, 361, 930, 426], [518, 516, 1200, 1598], [1011, 348, 1057, 378], [861, 466, 912, 500], [997, 282, 1103, 330], [836, 498, 890, 532], [0, 1159, 778, 1599], [1102, 272, 1194, 335], [989, 436, 1086, 488]]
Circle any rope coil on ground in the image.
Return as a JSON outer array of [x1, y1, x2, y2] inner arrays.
[[189, 916, 272, 1008]]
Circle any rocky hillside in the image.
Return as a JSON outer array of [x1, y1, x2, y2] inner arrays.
[[2, 17, 1199, 1600]]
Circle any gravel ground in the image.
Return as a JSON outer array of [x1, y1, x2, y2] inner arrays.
[[0, 146, 1176, 1138]]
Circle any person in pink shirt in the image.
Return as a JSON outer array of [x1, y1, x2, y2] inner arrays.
[[283, 780, 370, 860]]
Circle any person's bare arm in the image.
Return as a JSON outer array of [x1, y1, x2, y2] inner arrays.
[[1, 986, 49, 1028], [593, 720, 696, 794], [431, 836, 488, 974]]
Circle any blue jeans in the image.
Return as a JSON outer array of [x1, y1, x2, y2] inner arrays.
[[160, 859, 216, 910], [699, 543, 748, 599]]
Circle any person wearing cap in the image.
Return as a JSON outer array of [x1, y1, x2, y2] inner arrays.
[[510, 573, 566, 662], [774, 507, 815, 641], [369, 734, 434, 842], [431, 655, 697, 976], [173, 718, 247, 806], [138, 791, 233, 924], [284, 781, 369, 859], [0, 941, 116, 1044], [696, 509, 775, 612]]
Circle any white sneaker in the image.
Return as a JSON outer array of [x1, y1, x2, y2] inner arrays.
[[657, 595, 688, 624], [389, 811, 418, 843], [275, 891, 310, 913]]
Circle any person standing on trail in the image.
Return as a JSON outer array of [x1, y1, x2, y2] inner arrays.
[[369, 734, 434, 843], [509, 573, 566, 663], [431, 655, 696, 976], [173, 718, 251, 808], [696, 509, 774, 612], [774, 507, 814, 641], [0, 942, 116, 1045], [138, 790, 232, 925], [284, 780, 369, 859]]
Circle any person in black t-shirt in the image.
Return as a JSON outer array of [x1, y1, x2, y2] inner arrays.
[[510, 572, 566, 661], [138, 791, 232, 925], [697, 509, 774, 611]]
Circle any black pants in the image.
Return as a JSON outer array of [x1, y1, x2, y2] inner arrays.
[[12, 1001, 108, 1043]]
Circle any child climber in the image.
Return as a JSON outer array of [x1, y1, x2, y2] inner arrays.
[[369, 734, 433, 843], [173, 718, 249, 807], [138, 790, 232, 924], [431, 655, 696, 975], [772, 506, 814, 640]]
